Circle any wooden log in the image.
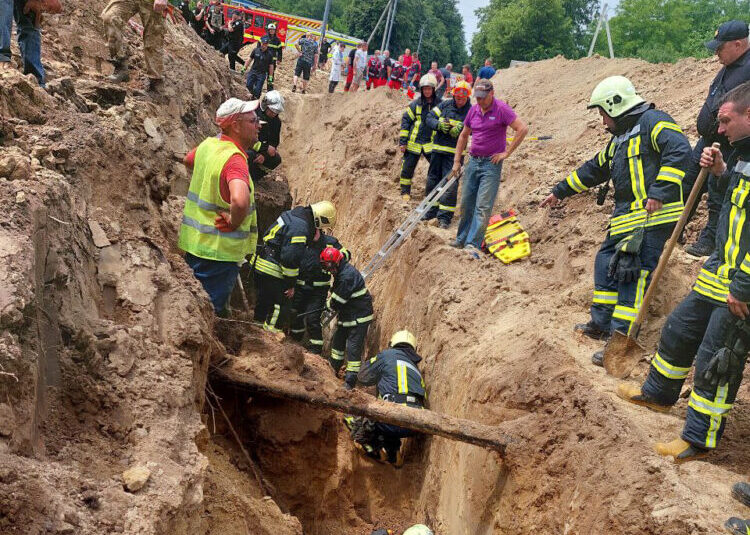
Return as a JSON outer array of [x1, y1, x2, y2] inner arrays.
[[215, 364, 514, 454]]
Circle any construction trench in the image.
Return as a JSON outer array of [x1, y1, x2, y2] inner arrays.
[[1, 3, 750, 534]]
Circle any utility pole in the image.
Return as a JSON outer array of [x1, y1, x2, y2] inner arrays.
[[369, 0, 393, 47], [384, 0, 398, 52], [319, 0, 332, 57], [381, 0, 393, 51], [587, 2, 614, 59], [416, 24, 425, 55]]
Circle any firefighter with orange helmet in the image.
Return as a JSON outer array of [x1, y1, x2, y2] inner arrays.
[[423, 80, 472, 227], [320, 246, 373, 389]]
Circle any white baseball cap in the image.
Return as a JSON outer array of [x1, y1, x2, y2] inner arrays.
[[216, 98, 259, 120]]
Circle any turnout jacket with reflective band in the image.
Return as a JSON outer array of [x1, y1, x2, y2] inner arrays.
[[267, 34, 283, 63], [358, 347, 425, 403], [297, 234, 349, 289], [400, 96, 437, 154], [178, 137, 257, 262], [257, 108, 281, 150], [256, 206, 314, 286], [693, 141, 750, 304], [425, 98, 471, 155], [551, 108, 691, 237], [328, 260, 373, 326]]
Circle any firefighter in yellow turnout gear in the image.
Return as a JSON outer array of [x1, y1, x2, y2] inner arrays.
[[398, 74, 438, 201], [541, 76, 691, 366]]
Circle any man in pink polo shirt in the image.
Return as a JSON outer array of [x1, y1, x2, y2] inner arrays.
[[450, 79, 528, 254]]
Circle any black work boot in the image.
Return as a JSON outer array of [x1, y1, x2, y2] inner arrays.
[[732, 482, 750, 507], [685, 238, 715, 257], [146, 77, 164, 93], [574, 321, 610, 341], [592, 350, 604, 367], [107, 59, 130, 83], [724, 517, 749, 535]]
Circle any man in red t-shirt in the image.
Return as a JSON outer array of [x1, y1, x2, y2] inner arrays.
[[180, 98, 261, 314]]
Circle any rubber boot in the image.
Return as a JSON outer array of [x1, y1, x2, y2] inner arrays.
[[108, 59, 130, 83], [616, 383, 672, 413], [724, 517, 750, 535], [344, 371, 357, 390], [732, 482, 750, 507], [654, 438, 709, 463], [402, 193, 411, 202], [575, 321, 610, 341]]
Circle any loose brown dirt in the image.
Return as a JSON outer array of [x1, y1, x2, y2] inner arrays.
[[1, 2, 748, 534]]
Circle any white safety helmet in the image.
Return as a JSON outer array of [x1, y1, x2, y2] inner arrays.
[[403, 525, 433, 535], [419, 74, 438, 89], [267, 22, 277, 30], [261, 90, 285, 114]]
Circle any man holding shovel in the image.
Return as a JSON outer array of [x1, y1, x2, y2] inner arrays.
[[541, 76, 691, 366], [617, 81, 750, 463]]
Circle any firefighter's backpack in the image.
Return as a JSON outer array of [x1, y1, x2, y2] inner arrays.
[[482, 210, 531, 264]]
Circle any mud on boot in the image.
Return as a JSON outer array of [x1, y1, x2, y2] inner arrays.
[[107, 59, 130, 83], [654, 438, 709, 463], [724, 517, 750, 535], [616, 383, 672, 413], [574, 321, 610, 341], [732, 482, 750, 507], [685, 239, 714, 258]]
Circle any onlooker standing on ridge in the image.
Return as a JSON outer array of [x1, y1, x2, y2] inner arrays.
[[1, 0, 51, 86], [350, 41, 367, 92], [191, 1, 205, 38], [344, 45, 356, 91], [328, 41, 346, 93], [683, 20, 750, 257], [178, 98, 260, 316], [293, 32, 318, 94], [476, 58, 496, 81], [461, 64, 473, 85], [319, 38, 332, 68], [244, 36, 274, 100], [428, 61, 445, 99], [204, 0, 223, 50], [101, 0, 167, 91], [221, 10, 245, 71], [451, 79, 527, 254], [440, 63, 453, 94], [388, 59, 405, 91], [406, 51, 421, 89], [366, 49, 382, 90], [379, 49, 392, 87]]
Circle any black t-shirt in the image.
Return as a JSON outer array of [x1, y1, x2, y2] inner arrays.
[[191, 7, 204, 31], [320, 40, 331, 58], [348, 48, 356, 66], [228, 19, 244, 48], [250, 45, 275, 73], [697, 49, 750, 143]]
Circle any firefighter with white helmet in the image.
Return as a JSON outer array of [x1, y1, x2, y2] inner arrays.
[[398, 74, 439, 201], [251, 90, 285, 183]]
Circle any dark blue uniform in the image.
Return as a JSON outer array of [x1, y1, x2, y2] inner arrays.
[[254, 206, 314, 331], [552, 105, 691, 335], [641, 138, 750, 450], [328, 259, 373, 387], [290, 234, 349, 353], [424, 97, 471, 223], [357, 346, 426, 462], [399, 95, 436, 195]]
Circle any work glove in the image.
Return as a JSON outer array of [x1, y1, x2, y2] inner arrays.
[[702, 318, 750, 390], [438, 119, 451, 133], [266, 74, 274, 91], [449, 124, 463, 138], [607, 250, 641, 283]]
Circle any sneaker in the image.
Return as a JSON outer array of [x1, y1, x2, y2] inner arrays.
[[732, 482, 750, 507], [616, 383, 672, 413], [654, 438, 710, 463], [449, 240, 464, 249], [465, 244, 481, 259], [574, 321, 611, 341], [685, 240, 714, 257]]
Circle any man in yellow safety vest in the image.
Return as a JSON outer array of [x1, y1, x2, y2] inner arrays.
[[178, 98, 261, 315]]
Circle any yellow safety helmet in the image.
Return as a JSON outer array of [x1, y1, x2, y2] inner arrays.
[[403, 525, 433, 535], [453, 80, 472, 98], [587, 75, 645, 118], [310, 200, 336, 229], [419, 74, 438, 89], [390, 330, 417, 350]]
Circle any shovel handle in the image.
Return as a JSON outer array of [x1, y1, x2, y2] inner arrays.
[[628, 142, 721, 336]]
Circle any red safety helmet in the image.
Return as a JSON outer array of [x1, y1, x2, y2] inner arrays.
[[320, 246, 344, 273]]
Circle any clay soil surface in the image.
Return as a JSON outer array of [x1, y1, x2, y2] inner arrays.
[[1, 2, 748, 533]]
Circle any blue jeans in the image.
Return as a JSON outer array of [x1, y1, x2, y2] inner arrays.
[[456, 156, 503, 248], [185, 253, 240, 314], [0, 0, 45, 87], [246, 69, 266, 98]]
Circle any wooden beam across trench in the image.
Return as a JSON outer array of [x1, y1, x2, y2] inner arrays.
[[215, 360, 514, 454]]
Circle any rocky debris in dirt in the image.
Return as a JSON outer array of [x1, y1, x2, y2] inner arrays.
[[122, 465, 151, 492], [87, 219, 111, 248], [0, 404, 15, 437]]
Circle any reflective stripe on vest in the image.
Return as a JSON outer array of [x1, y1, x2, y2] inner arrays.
[[178, 137, 257, 262]]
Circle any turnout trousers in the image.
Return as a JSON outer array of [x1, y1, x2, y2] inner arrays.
[[400, 149, 431, 195], [424, 152, 458, 224], [330, 322, 369, 387], [289, 286, 326, 354], [641, 291, 746, 449], [253, 270, 287, 332], [590, 224, 673, 335]]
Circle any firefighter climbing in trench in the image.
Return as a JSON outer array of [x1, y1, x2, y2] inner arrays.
[[616, 81, 750, 463], [250, 90, 284, 184], [254, 201, 336, 333], [423, 80, 472, 227], [540, 75, 691, 366], [319, 246, 373, 389], [344, 330, 425, 467], [398, 73, 438, 201], [289, 232, 349, 354]]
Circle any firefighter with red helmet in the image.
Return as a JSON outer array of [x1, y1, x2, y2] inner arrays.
[[320, 246, 374, 389]]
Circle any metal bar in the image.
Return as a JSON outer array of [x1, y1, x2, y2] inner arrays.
[[587, 2, 605, 57], [604, 12, 614, 58], [368, 0, 393, 47], [319, 0, 332, 56]]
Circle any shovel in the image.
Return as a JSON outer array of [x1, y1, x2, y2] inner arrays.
[[603, 142, 721, 378]]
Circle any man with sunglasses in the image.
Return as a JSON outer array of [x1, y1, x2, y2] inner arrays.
[[684, 20, 749, 258], [178, 98, 260, 316]]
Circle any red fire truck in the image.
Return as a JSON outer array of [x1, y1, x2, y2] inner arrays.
[[220, 3, 289, 46]]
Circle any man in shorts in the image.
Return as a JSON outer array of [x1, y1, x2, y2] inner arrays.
[[293, 33, 318, 94]]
